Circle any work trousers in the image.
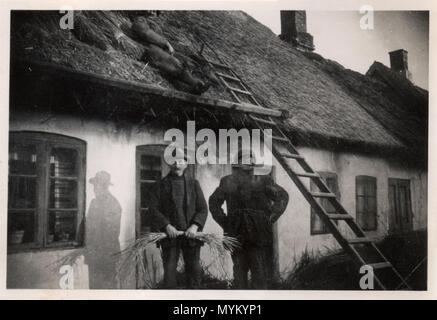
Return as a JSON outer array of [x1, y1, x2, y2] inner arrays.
[[161, 242, 201, 289], [231, 246, 268, 289]]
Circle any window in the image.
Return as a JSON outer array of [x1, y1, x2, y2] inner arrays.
[[356, 176, 377, 231], [388, 178, 413, 233], [135, 145, 195, 236], [8, 132, 86, 251], [310, 172, 340, 235]]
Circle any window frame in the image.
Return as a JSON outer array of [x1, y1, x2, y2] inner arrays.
[[355, 175, 378, 231], [310, 171, 340, 235], [8, 131, 86, 253], [135, 144, 168, 238]]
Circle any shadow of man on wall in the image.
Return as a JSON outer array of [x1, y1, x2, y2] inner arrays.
[[85, 171, 122, 289]]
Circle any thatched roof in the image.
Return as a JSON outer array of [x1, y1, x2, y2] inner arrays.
[[10, 11, 427, 166]]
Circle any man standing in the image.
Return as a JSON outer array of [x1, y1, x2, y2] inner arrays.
[[209, 150, 289, 289], [149, 148, 208, 288]]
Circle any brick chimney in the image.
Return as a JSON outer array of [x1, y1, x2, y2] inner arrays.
[[279, 10, 315, 52], [389, 49, 412, 81]]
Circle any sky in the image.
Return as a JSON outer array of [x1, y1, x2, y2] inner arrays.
[[244, 10, 429, 89]]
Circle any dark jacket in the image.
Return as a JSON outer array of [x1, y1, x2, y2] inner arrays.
[[149, 173, 208, 247], [209, 172, 289, 247]]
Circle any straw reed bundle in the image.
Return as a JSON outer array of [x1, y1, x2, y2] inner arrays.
[[47, 248, 87, 272], [115, 231, 240, 281], [49, 231, 239, 286]]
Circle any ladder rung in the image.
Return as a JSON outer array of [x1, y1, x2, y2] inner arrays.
[[327, 214, 354, 220], [296, 172, 320, 178], [311, 192, 336, 198], [228, 86, 253, 96], [278, 152, 304, 160], [348, 237, 374, 244], [216, 72, 241, 82], [366, 262, 393, 270], [249, 115, 276, 125]]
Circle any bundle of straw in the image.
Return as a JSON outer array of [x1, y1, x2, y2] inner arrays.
[[193, 232, 241, 253], [47, 249, 86, 272], [49, 231, 240, 287], [115, 231, 240, 282], [115, 232, 167, 281]]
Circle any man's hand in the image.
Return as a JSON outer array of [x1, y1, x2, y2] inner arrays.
[[165, 224, 179, 239], [185, 224, 199, 239]]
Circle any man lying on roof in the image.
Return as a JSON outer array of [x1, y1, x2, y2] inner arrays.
[[131, 15, 210, 95]]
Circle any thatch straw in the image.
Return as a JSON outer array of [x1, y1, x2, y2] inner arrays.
[[46, 248, 86, 272], [114, 232, 239, 282], [48, 231, 239, 284], [11, 10, 427, 157], [279, 230, 427, 290]]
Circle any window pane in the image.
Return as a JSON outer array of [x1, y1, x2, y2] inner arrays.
[[140, 169, 161, 181], [322, 198, 336, 214], [356, 196, 365, 228], [311, 210, 325, 233], [366, 213, 376, 230], [356, 211, 364, 228], [356, 179, 365, 196], [8, 176, 36, 209], [50, 179, 78, 209], [8, 212, 35, 244], [389, 184, 398, 222], [405, 186, 412, 223], [366, 180, 376, 197], [326, 177, 335, 190], [362, 215, 370, 230], [140, 155, 161, 180], [311, 172, 339, 234], [367, 196, 377, 214], [48, 211, 77, 243], [398, 186, 407, 220], [356, 196, 365, 213], [140, 209, 152, 233], [357, 197, 377, 231], [140, 182, 155, 209], [50, 148, 78, 177], [9, 144, 36, 175], [389, 179, 412, 233], [141, 155, 160, 169], [151, 158, 161, 171], [141, 155, 151, 168]]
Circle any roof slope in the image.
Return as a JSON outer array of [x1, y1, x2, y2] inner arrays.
[[11, 10, 428, 162]]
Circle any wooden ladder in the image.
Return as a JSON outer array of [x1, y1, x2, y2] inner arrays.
[[204, 57, 410, 290]]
